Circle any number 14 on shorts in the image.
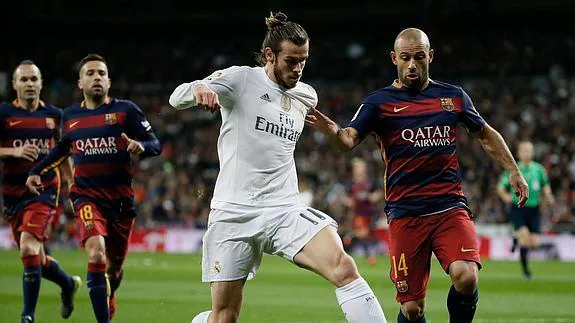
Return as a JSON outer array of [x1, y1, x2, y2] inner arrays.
[[391, 252, 408, 279]]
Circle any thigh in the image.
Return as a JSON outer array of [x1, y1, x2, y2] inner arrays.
[[432, 208, 482, 273], [75, 202, 107, 247], [18, 202, 54, 241], [106, 217, 136, 266], [202, 209, 264, 283], [267, 206, 338, 262], [388, 216, 433, 303]]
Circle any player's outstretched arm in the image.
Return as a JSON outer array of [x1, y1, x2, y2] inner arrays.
[[473, 123, 529, 207], [169, 82, 221, 112], [305, 108, 361, 152], [28, 139, 72, 177], [0, 144, 39, 161]]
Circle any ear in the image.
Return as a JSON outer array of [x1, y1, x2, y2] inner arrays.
[[77, 79, 82, 90], [390, 51, 397, 66], [264, 47, 275, 63], [12, 79, 16, 91], [429, 49, 434, 63]]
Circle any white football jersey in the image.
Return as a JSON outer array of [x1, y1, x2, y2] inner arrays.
[[169, 66, 318, 208]]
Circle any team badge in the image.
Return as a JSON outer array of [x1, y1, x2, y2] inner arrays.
[[105, 113, 117, 125], [45, 118, 56, 129], [280, 95, 291, 112], [214, 261, 222, 274], [206, 70, 223, 81], [396, 280, 409, 293], [440, 98, 455, 112]]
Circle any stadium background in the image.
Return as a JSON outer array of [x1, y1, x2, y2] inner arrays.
[[1, 1, 575, 322]]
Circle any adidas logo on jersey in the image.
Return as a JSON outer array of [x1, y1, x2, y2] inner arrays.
[[260, 93, 271, 102]]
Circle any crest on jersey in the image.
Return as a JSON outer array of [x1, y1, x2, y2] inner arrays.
[[440, 98, 455, 112], [206, 70, 223, 81], [396, 280, 409, 293], [105, 113, 117, 125], [280, 95, 291, 112], [214, 261, 221, 274], [45, 118, 56, 129]]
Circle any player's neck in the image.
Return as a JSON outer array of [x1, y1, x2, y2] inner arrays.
[[83, 97, 108, 109], [520, 160, 531, 166], [264, 64, 278, 85], [17, 98, 40, 112]]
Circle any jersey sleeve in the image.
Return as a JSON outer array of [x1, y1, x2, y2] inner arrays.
[[498, 171, 511, 191], [126, 102, 162, 157], [344, 102, 379, 140], [458, 89, 486, 133], [169, 66, 248, 110]]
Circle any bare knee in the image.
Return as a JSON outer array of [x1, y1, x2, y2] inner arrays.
[[329, 252, 360, 287], [210, 308, 240, 323], [401, 300, 425, 321], [85, 236, 107, 264], [449, 261, 478, 294], [19, 232, 42, 258]]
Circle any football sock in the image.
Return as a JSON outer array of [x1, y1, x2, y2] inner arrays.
[[335, 277, 387, 322], [87, 262, 110, 323], [520, 247, 530, 274], [108, 269, 124, 297], [447, 285, 478, 323], [42, 256, 74, 292], [511, 237, 517, 253], [397, 309, 426, 322], [21, 255, 42, 319]]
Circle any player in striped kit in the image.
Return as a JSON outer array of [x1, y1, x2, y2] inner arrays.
[[26, 54, 162, 323], [1, 60, 81, 323], [305, 28, 529, 323], [171, 11, 388, 323]]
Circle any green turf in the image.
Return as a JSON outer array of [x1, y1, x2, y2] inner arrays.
[[1, 249, 574, 322]]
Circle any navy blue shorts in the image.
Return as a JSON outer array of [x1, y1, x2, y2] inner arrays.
[[509, 206, 540, 233]]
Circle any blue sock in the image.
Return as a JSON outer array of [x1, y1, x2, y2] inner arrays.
[[447, 285, 478, 323], [397, 308, 426, 322], [87, 263, 110, 323], [21, 255, 42, 319], [42, 256, 74, 292]]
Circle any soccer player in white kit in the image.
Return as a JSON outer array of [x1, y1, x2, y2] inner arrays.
[[169, 11, 388, 323]]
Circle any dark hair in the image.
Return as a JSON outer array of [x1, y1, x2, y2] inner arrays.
[[12, 59, 41, 80], [255, 11, 309, 66], [78, 53, 107, 75]]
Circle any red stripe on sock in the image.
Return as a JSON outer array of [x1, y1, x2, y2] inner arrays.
[[21, 255, 41, 267], [88, 262, 106, 272]]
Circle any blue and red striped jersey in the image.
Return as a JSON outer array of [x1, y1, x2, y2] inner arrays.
[[0, 100, 62, 216], [29, 98, 161, 214], [346, 80, 486, 219], [346, 179, 379, 216]]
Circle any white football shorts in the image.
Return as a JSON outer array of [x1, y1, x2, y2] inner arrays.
[[201, 203, 338, 282]]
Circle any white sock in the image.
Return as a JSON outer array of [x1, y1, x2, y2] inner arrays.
[[191, 310, 211, 323], [335, 277, 387, 323]]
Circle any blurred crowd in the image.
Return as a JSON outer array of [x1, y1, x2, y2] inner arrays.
[[1, 24, 575, 240]]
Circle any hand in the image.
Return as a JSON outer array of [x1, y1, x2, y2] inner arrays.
[[121, 133, 144, 155], [305, 108, 340, 137], [509, 170, 529, 207], [194, 84, 220, 112], [13, 144, 39, 161], [26, 175, 43, 195]]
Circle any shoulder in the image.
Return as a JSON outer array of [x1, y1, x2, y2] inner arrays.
[[62, 104, 82, 119], [112, 99, 143, 114], [0, 102, 12, 115], [430, 80, 467, 97], [207, 65, 251, 80], [43, 103, 64, 117], [362, 88, 394, 106]]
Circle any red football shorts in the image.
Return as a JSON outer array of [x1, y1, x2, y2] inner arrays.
[[388, 207, 481, 303], [10, 202, 54, 246], [75, 201, 135, 266]]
